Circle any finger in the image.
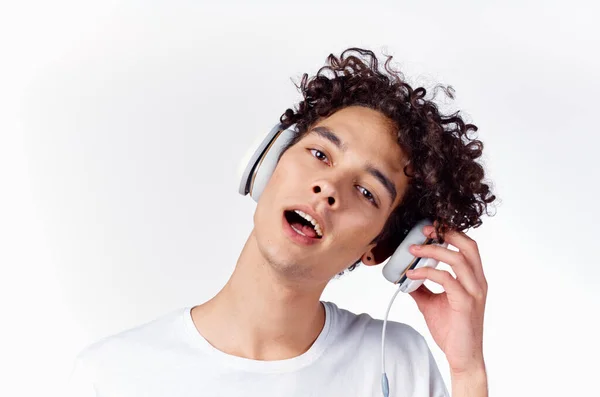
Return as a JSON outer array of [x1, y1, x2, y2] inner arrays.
[[409, 243, 482, 298], [408, 283, 435, 312], [424, 225, 488, 291], [407, 267, 472, 308]]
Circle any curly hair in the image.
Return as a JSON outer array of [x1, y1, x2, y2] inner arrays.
[[276, 47, 498, 274]]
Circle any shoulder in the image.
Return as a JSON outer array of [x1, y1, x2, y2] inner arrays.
[[325, 300, 429, 354], [73, 306, 189, 370], [325, 301, 448, 395]]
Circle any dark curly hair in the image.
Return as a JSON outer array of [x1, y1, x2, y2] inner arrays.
[[276, 47, 498, 274]]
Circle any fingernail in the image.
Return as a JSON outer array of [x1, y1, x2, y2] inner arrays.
[[411, 244, 421, 250]]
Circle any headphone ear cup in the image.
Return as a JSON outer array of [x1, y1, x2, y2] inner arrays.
[[238, 123, 298, 202], [237, 126, 277, 196], [250, 125, 297, 202], [382, 219, 447, 293]]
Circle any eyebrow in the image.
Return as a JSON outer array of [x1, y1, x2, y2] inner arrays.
[[310, 126, 397, 205]]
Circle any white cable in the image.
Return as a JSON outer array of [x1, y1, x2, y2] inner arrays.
[[381, 285, 403, 397]]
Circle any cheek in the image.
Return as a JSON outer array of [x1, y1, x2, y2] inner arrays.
[[270, 157, 309, 192], [263, 162, 292, 198], [335, 215, 381, 245]]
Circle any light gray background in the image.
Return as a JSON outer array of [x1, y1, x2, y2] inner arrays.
[[1, 1, 598, 396]]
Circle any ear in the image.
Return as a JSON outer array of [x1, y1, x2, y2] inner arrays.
[[360, 238, 394, 266], [360, 244, 385, 267]]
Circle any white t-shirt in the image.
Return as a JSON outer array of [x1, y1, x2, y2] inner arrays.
[[66, 301, 449, 397]]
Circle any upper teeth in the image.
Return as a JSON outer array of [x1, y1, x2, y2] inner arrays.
[[294, 210, 323, 237]]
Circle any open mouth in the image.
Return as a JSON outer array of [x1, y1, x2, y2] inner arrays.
[[283, 210, 323, 239]]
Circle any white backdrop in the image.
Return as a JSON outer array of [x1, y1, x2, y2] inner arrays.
[[1, 1, 599, 396]]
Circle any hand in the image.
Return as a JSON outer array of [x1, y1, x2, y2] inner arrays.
[[406, 225, 488, 376]]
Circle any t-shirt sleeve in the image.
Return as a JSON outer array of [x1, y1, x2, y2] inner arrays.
[[65, 355, 97, 397], [387, 322, 450, 397], [423, 339, 450, 397]]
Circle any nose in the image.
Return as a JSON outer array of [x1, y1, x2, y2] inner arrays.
[[312, 181, 338, 207]]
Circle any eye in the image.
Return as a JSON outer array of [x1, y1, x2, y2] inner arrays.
[[309, 148, 329, 164], [357, 186, 377, 206], [309, 148, 378, 207]]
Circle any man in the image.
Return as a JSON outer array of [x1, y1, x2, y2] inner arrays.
[[67, 48, 495, 396]]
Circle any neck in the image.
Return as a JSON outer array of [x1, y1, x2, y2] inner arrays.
[[191, 229, 327, 361]]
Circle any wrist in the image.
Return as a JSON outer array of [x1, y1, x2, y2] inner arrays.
[[451, 365, 487, 382], [451, 365, 488, 397], [450, 355, 486, 380]]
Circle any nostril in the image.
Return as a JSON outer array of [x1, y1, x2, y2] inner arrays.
[[313, 186, 321, 193], [328, 197, 335, 205]]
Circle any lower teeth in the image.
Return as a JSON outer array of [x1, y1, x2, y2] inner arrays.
[[291, 225, 308, 237]]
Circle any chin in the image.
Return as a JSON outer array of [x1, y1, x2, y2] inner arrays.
[[262, 241, 316, 280], [252, 220, 325, 281]]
